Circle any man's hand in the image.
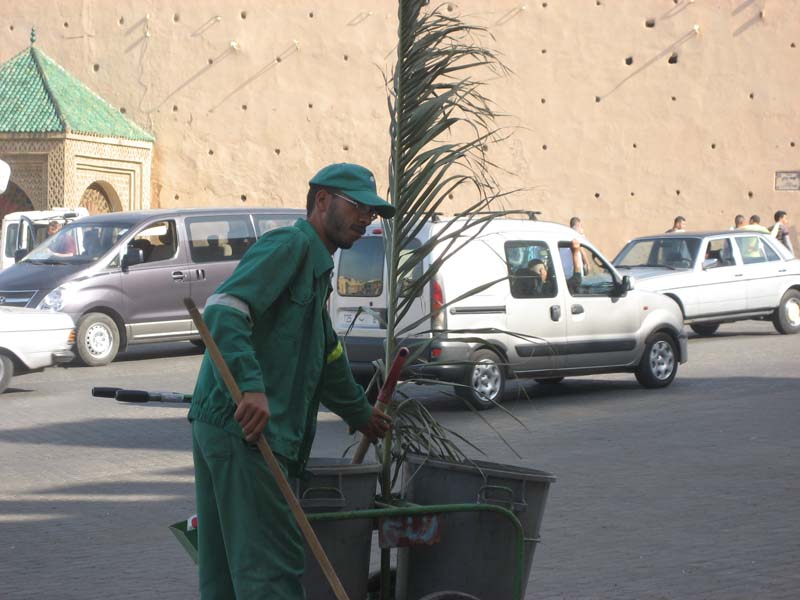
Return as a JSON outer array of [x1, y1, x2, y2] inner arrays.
[[357, 405, 392, 442], [235, 392, 270, 443]]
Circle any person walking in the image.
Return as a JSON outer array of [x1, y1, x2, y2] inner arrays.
[[771, 210, 794, 255], [188, 162, 394, 599], [732, 214, 745, 229], [665, 216, 686, 233], [743, 214, 770, 233]]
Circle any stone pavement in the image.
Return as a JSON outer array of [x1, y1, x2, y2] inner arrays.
[[0, 322, 798, 599]]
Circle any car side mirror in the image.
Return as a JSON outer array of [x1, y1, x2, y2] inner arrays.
[[14, 249, 28, 262], [616, 275, 634, 297], [121, 247, 143, 270], [702, 258, 719, 270]]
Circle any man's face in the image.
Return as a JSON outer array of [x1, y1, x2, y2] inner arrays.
[[48, 223, 60, 235], [322, 192, 375, 250], [676, 220, 686, 230], [781, 214, 789, 225]]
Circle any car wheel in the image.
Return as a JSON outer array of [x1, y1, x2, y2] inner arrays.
[[635, 332, 678, 388], [772, 289, 800, 334], [454, 349, 506, 410], [0, 354, 13, 394], [76, 313, 120, 366], [535, 377, 564, 384], [690, 323, 719, 336]]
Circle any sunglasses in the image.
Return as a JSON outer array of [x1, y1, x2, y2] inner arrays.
[[333, 193, 379, 221]]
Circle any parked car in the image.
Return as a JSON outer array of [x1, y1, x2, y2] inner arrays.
[[329, 217, 688, 409], [613, 230, 800, 335], [1, 208, 90, 270], [0, 306, 75, 393], [0, 207, 304, 366]]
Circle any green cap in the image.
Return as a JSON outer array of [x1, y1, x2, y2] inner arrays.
[[309, 163, 395, 218]]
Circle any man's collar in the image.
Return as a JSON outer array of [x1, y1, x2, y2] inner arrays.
[[295, 219, 334, 277]]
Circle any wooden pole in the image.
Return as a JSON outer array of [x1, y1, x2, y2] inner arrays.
[[183, 298, 350, 600]]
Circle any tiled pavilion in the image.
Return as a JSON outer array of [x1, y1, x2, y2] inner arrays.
[[0, 30, 154, 219]]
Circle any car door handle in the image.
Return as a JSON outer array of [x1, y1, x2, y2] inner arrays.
[[550, 305, 561, 321], [195, 269, 206, 280], [734, 273, 744, 277], [171, 270, 186, 281], [571, 304, 584, 315], [779, 269, 787, 273]]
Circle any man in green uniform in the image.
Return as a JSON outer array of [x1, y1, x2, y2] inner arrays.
[[189, 163, 394, 599]]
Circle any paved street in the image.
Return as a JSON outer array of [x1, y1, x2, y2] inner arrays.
[[1, 321, 798, 599]]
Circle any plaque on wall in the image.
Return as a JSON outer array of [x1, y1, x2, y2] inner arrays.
[[775, 171, 800, 191]]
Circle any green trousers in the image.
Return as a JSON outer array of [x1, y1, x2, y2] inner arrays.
[[192, 420, 305, 599]]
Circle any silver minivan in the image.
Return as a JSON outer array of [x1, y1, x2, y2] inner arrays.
[[0, 208, 304, 365], [330, 218, 688, 409]]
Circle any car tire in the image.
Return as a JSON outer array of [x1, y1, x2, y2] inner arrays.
[[0, 354, 13, 394], [454, 348, 506, 410], [772, 289, 800, 335], [76, 313, 120, 366], [535, 377, 564, 384], [690, 323, 719, 336], [635, 332, 678, 388]]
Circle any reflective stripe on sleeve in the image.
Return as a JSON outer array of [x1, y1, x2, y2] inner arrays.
[[205, 293, 253, 326], [326, 341, 343, 364]]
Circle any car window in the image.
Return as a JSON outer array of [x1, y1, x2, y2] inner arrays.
[[736, 235, 771, 264], [4, 223, 18, 257], [703, 238, 735, 269], [615, 237, 700, 269], [560, 242, 616, 296], [398, 238, 424, 298], [129, 220, 178, 263], [763, 242, 780, 262], [337, 236, 384, 297], [505, 241, 557, 299], [186, 215, 255, 262], [254, 214, 298, 237]]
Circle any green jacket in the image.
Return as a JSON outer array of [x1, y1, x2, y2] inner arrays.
[[188, 219, 372, 475]]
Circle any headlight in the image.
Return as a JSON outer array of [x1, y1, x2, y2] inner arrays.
[[38, 286, 67, 311]]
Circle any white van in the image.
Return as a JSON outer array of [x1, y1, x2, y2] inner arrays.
[[1, 208, 90, 270], [329, 216, 688, 409]]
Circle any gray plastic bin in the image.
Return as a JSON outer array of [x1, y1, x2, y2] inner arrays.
[[296, 458, 380, 600], [397, 455, 555, 600]]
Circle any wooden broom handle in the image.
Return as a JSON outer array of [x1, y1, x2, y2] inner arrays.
[[184, 298, 350, 600]]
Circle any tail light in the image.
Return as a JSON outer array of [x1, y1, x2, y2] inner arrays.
[[431, 277, 445, 331]]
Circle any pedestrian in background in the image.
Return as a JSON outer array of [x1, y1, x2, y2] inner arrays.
[[743, 214, 770, 233], [570, 216, 585, 236], [771, 210, 794, 255], [666, 216, 687, 233], [732, 214, 745, 229]]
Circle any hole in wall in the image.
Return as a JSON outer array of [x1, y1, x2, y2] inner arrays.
[[748, 191, 754, 198], [671, 96, 677, 101], [342, 145, 349, 151], [307, 103, 313, 109], [173, 13, 180, 23], [541, 49, 547, 54], [542, 144, 548, 150], [625, 56, 633, 65], [208, 149, 214, 156], [9, 25, 14, 31], [791, 141, 796, 147], [448, 193, 454, 200], [240, 11, 247, 19], [633, 143, 638, 148], [542, 2, 548, 7], [645, 18, 656, 28], [749, 92, 754, 99], [630, 192, 635, 196], [668, 53, 678, 64], [596, 0, 602, 5], [676, 189, 681, 196], [276, 56, 282, 63], [595, 96, 602, 103], [791, 42, 796, 48], [241, 104, 248, 111], [172, 105, 178, 112], [447, 3, 455, 11], [64, 21, 69, 28], [240, 194, 247, 202], [120, 107, 126, 114], [540, 98, 546, 104], [274, 149, 281, 155], [343, 54, 349, 61], [481, 144, 489, 152], [711, 143, 716, 149], [174, 194, 179, 200], [208, 58, 214, 65], [118, 17, 124, 26], [594, 192, 600, 198], [309, 12, 314, 18], [93, 64, 100, 72]]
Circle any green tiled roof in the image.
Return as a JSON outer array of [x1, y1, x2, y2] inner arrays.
[[0, 46, 154, 142]]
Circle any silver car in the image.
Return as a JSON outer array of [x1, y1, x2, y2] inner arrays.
[[613, 230, 800, 336]]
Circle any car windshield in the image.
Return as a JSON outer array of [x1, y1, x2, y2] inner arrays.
[[614, 237, 702, 270], [23, 221, 134, 265]]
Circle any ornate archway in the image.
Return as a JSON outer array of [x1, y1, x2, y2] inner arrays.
[[0, 180, 34, 222], [79, 182, 118, 214]]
